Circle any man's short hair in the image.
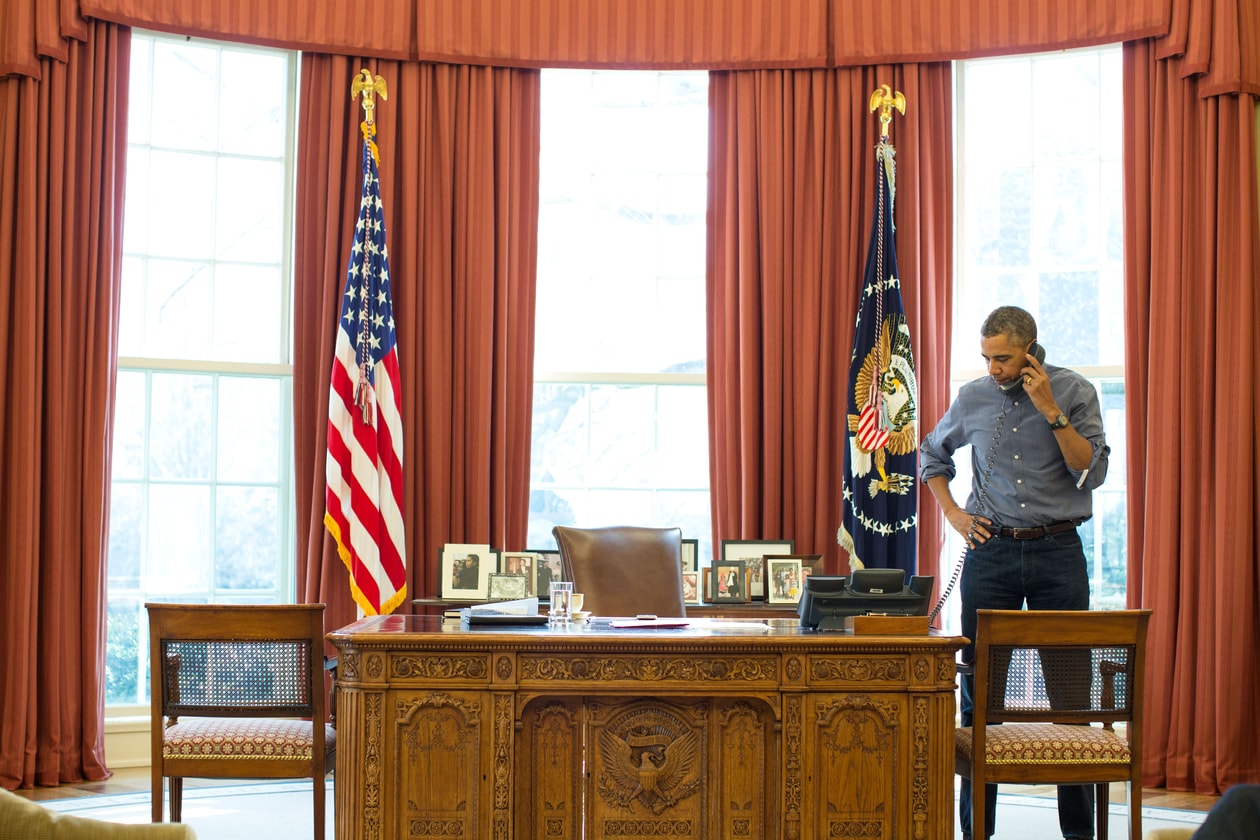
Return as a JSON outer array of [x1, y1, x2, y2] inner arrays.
[[981, 306, 1037, 345]]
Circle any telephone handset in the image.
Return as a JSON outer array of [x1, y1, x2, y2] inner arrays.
[[998, 340, 1047, 391]]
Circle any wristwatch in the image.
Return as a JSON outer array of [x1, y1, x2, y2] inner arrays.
[[1048, 413, 1070, 430]]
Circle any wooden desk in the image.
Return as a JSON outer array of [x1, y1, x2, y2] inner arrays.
[[328, 616, 965, 840]]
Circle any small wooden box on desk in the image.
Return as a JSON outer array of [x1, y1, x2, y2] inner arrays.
[[844, 614, 931, 635]]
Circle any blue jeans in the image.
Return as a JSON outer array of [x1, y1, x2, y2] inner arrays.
[[1193, 784, 1260, 839], [958, 528, 1094, 840]]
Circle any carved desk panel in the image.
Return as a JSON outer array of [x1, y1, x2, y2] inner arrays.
[[328, 616, 965, 840]]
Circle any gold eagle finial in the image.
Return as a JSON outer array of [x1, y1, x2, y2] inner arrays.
[[351, 69, 388, 122], [869, 85, 906, 140]]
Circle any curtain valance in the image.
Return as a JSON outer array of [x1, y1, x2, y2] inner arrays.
[[10, 0, 1230, 81], [9, 0, 1254, 94]]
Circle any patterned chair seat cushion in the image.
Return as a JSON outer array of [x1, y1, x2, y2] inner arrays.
[[956, 723, 1131, 765], [163, 718, 336, 761]]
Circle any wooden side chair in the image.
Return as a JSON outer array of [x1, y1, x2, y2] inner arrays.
[[552, 525, 687, 617], [146, 603, 335, 840], [955, 608, 1152, 840]]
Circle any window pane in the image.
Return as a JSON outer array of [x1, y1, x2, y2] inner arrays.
[[215, 485, 280, 591], [151, 40, 218, 151], [215, 157, 285, 263], [149, 373, 213, 479], [148, 151, 216, 258], [213, 264, 283, 363], [217, 377, 280, 481], [111, 370, 147, 479], [218, 49, 288, 156], [108, 483, 143, 590], [143, 259, 214, 357], [146, 484, 212, 595]]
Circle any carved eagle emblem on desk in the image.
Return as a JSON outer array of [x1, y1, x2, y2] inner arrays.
[[597, 726, 701, 815]]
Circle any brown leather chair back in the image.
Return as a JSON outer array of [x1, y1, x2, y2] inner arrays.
[[552, 525, 686, 618]]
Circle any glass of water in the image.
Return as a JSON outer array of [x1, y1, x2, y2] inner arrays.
[[548, 581, 574, 624]]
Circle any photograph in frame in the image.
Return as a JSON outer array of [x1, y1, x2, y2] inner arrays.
[[712, 559, 748, 603], [680, 570, 701, 605], [766, 553, 824, 580], [766, 557, 804, 604], [527, 549, 566, 598], [488, 573, 529, 601], [720, 540, 794, 601], [440, 543, 494, 600], [499, 552, 539, 596], [680, 539, 699, 572]]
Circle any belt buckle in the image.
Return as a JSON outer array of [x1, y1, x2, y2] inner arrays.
[[1012, 526, 1043, 539]]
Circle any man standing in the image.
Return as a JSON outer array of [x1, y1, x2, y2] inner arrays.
[[920, 306, 1110, 840]]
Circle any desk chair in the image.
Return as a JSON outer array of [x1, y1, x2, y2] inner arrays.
[[552, 525, 686, 617], [146, 603, 335, 840], [956, 609, 1152, 840]]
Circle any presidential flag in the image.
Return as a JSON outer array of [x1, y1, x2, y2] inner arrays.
[[837, 139, 918, 575], [325, 122, 406, 616]]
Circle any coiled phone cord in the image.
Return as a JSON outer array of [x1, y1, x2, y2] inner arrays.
[[927, 396, 1013, 623]]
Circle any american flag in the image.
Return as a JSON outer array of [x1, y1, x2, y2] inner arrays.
[[324, 126, 406, 616], [837, 139, 918, 575]]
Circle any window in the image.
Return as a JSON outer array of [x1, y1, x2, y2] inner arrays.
[[106, 33, 298, 707], [529, 70, 713, 562], [943, 46, 1127, 629]]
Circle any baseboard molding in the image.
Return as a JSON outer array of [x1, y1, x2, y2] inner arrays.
[[104, 714, 150, 769]]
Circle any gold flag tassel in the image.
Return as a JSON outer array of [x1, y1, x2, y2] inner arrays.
[[351, 69, 389, 423]]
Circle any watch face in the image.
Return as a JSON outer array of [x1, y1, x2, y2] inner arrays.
[[1051, 413, 1069, 429]]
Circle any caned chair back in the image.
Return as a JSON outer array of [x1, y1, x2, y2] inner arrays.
[[552, 525, 687, 617], [146, 603, 334, 840], [956, 609, 1152, 840]]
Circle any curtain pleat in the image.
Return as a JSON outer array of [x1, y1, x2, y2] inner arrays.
[[294, 55, 540, 633], [0, 22, 125, 790], [1124, 39, 1260, 793], [706, 64, 952, 581]]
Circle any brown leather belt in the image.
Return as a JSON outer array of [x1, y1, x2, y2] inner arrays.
[[996, 520, 1078, 540]]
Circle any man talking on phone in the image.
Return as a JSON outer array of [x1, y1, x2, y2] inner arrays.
[[920, 305, 1111, 840]]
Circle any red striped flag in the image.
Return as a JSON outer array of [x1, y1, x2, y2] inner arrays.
[[324, 121, 406, 616]]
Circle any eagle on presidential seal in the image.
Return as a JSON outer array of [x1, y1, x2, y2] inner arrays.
[[848, 313, 917, 496], [597, 724, 701, 815]]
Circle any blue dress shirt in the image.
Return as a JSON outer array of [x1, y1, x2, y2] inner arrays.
[[919, 365, 1110, 528]]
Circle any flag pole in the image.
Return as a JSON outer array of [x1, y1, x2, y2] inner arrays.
[[838, 84, 919, 575]]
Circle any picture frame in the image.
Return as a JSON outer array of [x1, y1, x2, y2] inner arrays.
[[499, 552, 539, 596], [767, 553, 824, 580], [487, 573, 529, 600], [766, 557, 804, 604], [439, 543, 494, 600], [680, 570, 701, 605], [680, 539, 699, 572], [711, 559, 748, 603], [526, 549, 566, 599], [720, 539, 794, 601]]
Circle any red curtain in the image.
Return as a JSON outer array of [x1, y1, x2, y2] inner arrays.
[[1124, 40, 1260, 792], [293, 55, 540, 634], [0, 22, 127, 790], [706, 63, 953, 582]]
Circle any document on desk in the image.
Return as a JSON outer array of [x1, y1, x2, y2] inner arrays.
[[609, 618, 690, 629], [461, 597, 546, 625]]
